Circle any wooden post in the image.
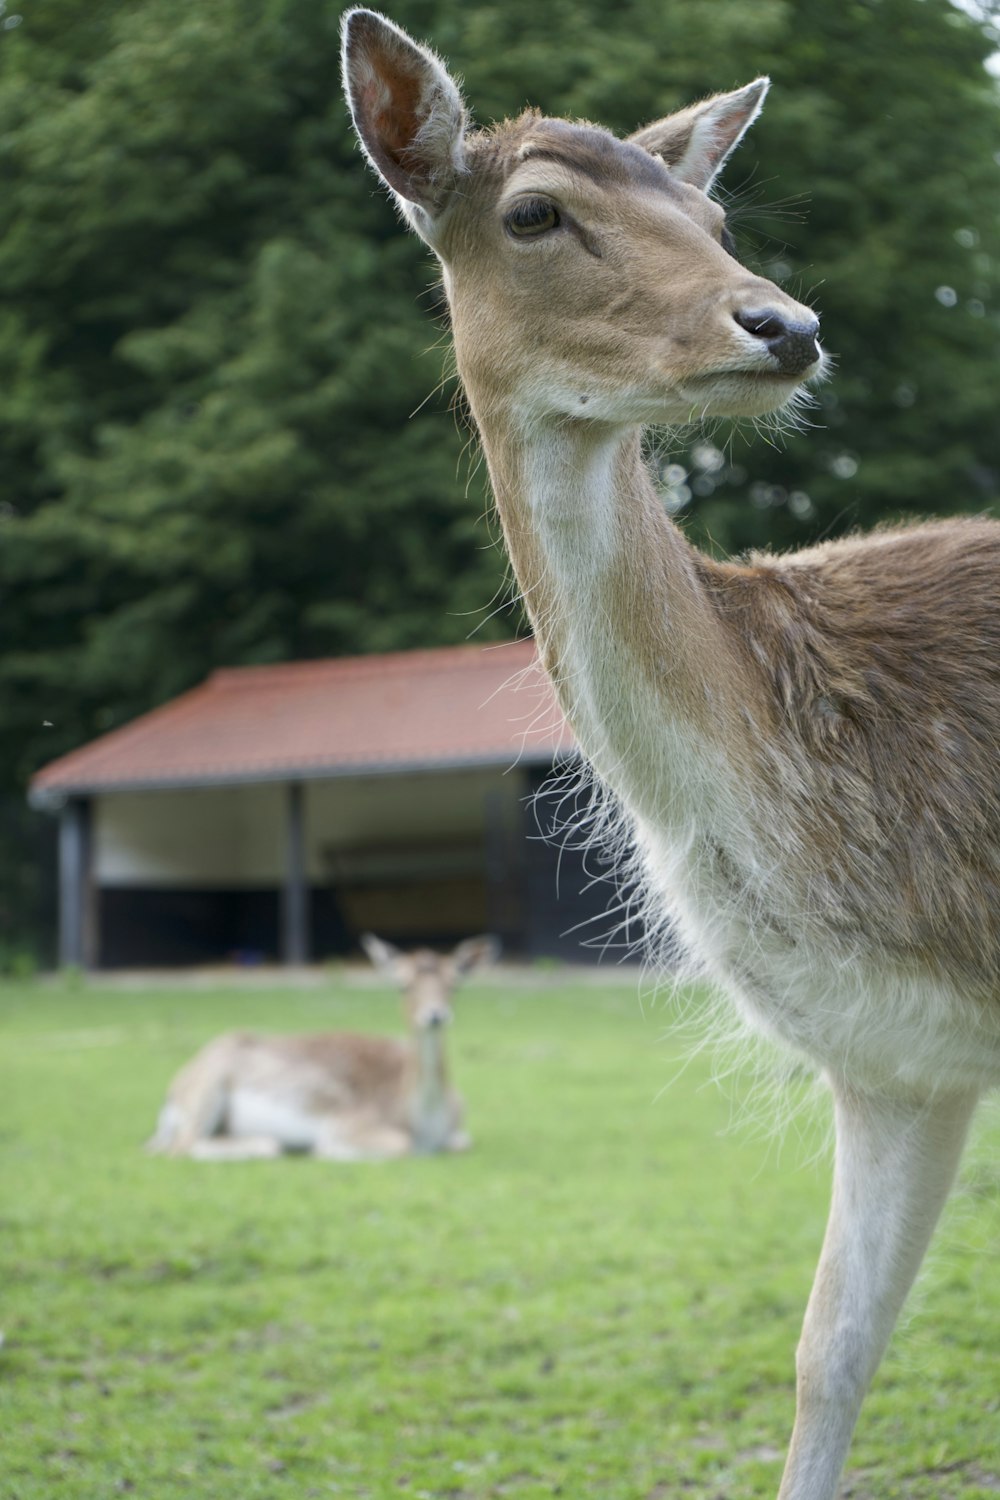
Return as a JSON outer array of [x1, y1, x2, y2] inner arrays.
[[484, 782, 525, 955], [58, 797, 94, 969], [282, 781, 309, 965]]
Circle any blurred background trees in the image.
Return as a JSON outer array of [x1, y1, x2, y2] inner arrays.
[[2, 0, 999, 962]]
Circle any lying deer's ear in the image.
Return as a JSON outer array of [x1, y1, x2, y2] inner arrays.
[[360, 932, 412, 985], [450, 935, 501, 978], [341, 7, 467, 232], [628, 78, 769, 192]]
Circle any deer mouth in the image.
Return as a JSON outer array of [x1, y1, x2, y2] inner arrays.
[[695, 352, 823, 390], [688, 361, 822, 390], [675, 366, 819, 420]]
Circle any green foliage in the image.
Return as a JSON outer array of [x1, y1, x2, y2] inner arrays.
[[1, 974, 998, 1497], [0, 0, 499, 798], [2, 0, 1000, 956], [0, 939, 37, 977]]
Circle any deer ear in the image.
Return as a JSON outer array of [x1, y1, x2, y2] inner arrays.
[[360, 932, 413, 985], [628, 78, 769, 192], [341, 8, 467, 231], [449, 934, 501, 979]]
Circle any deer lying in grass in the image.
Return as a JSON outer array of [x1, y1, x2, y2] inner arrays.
[[147, 934, 497, 1161], [342, 12, 1000, 1499]]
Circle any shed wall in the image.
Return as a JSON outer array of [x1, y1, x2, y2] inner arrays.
[[95, 770, 521, 886], [92, 770, 529, 966]]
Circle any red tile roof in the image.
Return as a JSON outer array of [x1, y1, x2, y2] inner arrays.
[[29, 641, 576, 803]]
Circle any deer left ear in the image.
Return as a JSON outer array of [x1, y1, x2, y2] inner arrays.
[[450, 935, 501, 979], [628, 78, 769, 192], [341, 7, 468, 233]]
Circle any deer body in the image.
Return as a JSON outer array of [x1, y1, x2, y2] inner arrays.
[[147, 935, 496, 1161], [342, 14, 996, 1498], [494, 417, 1000, 1097]]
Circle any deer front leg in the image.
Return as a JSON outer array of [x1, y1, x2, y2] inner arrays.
[[777, 1081, 978, 1500], [188, 1134, 283, 1160], [313, 1117, 412, 1161]]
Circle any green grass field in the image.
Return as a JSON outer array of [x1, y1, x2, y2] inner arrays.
[[1, 969, 997, 1499]]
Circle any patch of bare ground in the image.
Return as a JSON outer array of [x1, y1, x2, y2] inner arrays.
[[843, 1460, 1000, 1496]]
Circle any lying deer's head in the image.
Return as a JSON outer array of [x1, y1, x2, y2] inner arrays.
[[342, 9, 823, 428], [361, 933, 500, 1031]]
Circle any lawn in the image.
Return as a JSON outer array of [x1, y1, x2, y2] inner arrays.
[[1, 967, 997, 1499]]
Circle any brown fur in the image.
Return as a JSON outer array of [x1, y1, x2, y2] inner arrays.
[[698, 517, 1000, 988]]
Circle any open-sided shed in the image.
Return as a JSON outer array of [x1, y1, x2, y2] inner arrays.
[[29, 641, 633, 969]]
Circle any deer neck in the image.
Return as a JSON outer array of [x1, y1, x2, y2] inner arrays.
[[414, 1026, 449, 1088], [473, 407, 744, 823], [408, 1027, 452, 1147]]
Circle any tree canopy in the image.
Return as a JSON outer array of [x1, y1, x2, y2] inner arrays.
[[2, 0, 999, 959]]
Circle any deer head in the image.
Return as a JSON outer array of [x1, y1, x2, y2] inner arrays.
[[342, 8, 823, 430], [361, 933, 500, 1031]]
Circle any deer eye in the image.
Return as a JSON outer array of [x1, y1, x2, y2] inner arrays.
[[505, 197, 560, 237]]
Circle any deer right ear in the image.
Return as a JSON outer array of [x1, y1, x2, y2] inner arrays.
[[628, 79, 769, 192], [360, 931, 396, 967], [341, 8, 468, 234]]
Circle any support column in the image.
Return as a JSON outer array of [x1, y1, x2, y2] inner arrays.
[[282, 781, 309, 965], [484, 783, 524, 955], [58, 797, 94, 969]]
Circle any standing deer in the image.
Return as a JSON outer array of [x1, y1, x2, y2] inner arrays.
[[147, 934, 497, 1160], [342, 12, 1000, 1499]]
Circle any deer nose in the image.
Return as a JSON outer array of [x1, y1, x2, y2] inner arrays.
[[733, 307, 820, 376]]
